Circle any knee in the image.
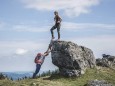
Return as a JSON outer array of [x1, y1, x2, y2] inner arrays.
[[57, 30, 60, 33], [50, 29, 52, 31]]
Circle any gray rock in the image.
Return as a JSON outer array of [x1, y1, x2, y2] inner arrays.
[[51, 41, 96, 77], [87, 80, 113, 86], [96, 54, 115, 69]]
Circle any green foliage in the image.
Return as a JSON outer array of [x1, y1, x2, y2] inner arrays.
[[10, 77, 13, 81], [0, 73, 6, 80], [37, 69, 59, 78]]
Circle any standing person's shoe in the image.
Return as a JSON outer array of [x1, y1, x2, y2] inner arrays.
[[52, 37, 55, 39], [56, 39, 60, 42]]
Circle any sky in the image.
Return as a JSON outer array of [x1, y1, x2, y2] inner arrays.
[[0, 0, 115, 72]]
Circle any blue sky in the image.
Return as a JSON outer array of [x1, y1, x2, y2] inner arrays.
[[0, 0, 115, 72]]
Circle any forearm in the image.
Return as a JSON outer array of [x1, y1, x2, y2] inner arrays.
[[60, 18, 62, 22], [43, 52, 49, 56]]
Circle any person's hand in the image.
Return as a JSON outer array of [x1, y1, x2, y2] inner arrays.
[[57, 21, 61, 23], [46, 53, 49, 56], [44, 52, 49, 56], [44, 52, 47, 54]]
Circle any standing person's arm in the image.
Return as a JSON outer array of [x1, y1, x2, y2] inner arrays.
[[57, 15, 62, 23], [45, 39, 53, 54], [44, 46, 52, 57], [46, 44, 52, 53], [43, 52, 49, 56], [59, 16, 62, 22]]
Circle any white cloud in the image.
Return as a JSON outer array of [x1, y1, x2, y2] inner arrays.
[[0, 40, 48, 57], [1, 34, 114, 59], [0, 35, 115, 71], [0, 21, 5, 29], [8, 22, 115, 32], [66, 35, 115, 58], [0, 21, 50, 32], [13, 24, 50, 32], [21, 0, 100, 17], [62, 22, 115, 30], [15, 48, 28, 55], [0, 40, 56, 72], [1, 21, 115, 32]]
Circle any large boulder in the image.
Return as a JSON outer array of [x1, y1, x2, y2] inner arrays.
[[96, 54, 115, 69], [51, 41, 96, 77]]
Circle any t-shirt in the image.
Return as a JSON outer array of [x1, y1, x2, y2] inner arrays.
[[39, 55, 45, 65], [35, 55, 45, 65], [54, 15, 62, 25]]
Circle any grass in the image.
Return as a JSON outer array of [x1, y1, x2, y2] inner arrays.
[[0, 67, 115, 86]]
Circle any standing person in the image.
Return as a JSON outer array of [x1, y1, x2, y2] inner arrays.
[[50, 11, 62, 41], [33, 52, 48, 78]]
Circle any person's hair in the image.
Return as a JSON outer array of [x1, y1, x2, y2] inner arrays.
[[54, 11, 58, 14], [37, 53, 42, 57]]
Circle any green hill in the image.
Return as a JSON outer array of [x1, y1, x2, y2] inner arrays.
[[0, 67, 115, 86]]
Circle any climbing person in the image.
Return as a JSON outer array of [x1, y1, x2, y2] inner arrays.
[[33, 52, 49, 78], [50, 11, 62, 41]]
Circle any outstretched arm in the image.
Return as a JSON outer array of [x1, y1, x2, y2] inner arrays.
[[60, 16, 62, 22], [57, 16, 62, 23], [43, 52, 49, 56], [44, 44, 52, 56], [46, 44, 52, 52]]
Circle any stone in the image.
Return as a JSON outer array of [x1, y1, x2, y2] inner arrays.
[[30, 83, 37, 86], [51, 41, 96, 77], [87, 80, 113, 86], [96, 54, 115, 69]]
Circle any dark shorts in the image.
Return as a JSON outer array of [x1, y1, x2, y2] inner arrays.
[[51, 23, 61, 32]]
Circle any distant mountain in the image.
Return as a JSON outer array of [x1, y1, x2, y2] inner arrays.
[[1, 72, 33, 80], [1, 70, 52, 80]]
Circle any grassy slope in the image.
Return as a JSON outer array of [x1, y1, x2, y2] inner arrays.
[[0, 67, 115, 86]]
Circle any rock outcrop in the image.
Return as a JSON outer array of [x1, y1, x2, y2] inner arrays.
[[86, 80, 113, 86], [96, 54, 115, 69], [51, 41, 96, 77]]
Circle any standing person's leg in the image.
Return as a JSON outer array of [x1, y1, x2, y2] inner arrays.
[[57, 24, 61, 40], [33, 64, 41, 78], [50, 25, 56, 39]]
